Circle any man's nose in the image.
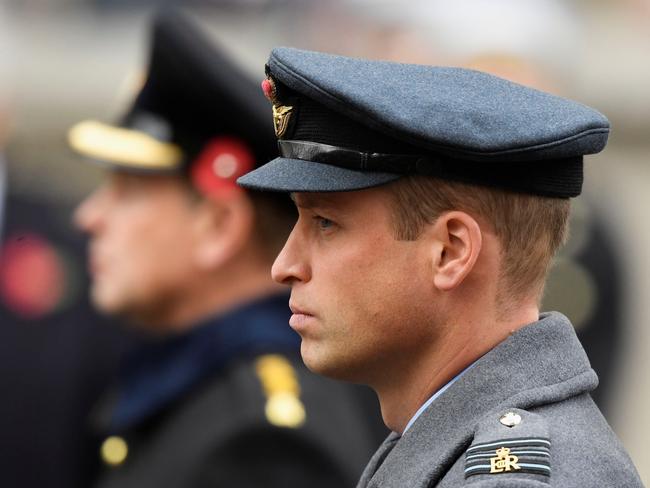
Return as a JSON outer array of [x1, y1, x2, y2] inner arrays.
[[271, 226, 311, 286], [73, 187, 105, 234]]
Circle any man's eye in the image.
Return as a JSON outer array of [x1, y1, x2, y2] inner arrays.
[[315, 216, 335, 230]]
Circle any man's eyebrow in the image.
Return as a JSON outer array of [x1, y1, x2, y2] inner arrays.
[[289, 193, 337, 210]]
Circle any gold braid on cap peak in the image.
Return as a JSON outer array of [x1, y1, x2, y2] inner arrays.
[[68, 120, 183, 170]]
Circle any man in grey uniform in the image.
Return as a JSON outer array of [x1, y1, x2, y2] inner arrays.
[[238, 48, 643, 487]]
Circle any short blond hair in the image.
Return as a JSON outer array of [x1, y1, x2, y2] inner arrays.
[[385, 176, 570, 306]]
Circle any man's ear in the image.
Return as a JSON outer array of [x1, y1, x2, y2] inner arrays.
[[192, 192, 255, 271], [429, 211, 483, 291]]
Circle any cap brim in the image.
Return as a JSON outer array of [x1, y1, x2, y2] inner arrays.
[[237, 157, 401, 192], [68, 120, 184, 173]]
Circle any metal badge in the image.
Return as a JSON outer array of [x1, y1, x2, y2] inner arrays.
[[262, 77, 293, 138], [272, 104, 293, 138], [101, 436, 128, 467], [489, 447, 521, 473], [499, 412, 522, 427]]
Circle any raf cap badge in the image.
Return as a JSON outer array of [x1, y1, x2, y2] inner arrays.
[[261, 77, 293, 138]]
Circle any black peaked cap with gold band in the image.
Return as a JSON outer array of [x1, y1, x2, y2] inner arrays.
[[237, 48, 610, 198], [68, 9, 276, 177]]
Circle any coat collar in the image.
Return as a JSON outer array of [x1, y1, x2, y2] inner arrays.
[[359, 312, 598, 488], [102, 292, 298, 433]]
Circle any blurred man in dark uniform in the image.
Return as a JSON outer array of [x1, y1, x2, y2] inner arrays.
[[69, 10, 382, 488]]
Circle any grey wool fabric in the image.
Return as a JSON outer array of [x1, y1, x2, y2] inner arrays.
[[356, 312, 642, 487], [266, 48, 609, 160]]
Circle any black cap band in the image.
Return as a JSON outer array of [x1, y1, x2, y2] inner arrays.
[[278, 139, 583, 198]]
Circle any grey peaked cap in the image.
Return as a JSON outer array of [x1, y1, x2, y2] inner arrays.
[[238, 47, 610, 194]]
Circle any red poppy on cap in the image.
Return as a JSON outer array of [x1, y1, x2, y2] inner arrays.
[[261, 78, 276, 102], [191, 137, 254, 198]]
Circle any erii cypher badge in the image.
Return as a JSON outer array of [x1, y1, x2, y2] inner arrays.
[[489, 447, 520, 473], [262, 77, 293, 138], [464, 437, 552, 479]]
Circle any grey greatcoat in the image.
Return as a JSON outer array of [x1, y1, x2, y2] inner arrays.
[[357, 312, 642, 487]]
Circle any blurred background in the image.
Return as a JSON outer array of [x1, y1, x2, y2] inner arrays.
[[0, 0, 648, 486]]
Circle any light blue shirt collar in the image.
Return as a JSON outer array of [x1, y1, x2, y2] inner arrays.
[[402, 361, 476, 434]]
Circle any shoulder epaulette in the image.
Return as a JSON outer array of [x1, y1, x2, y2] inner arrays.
[[464, 409, 551, 482], [254, 354, 306, 428]]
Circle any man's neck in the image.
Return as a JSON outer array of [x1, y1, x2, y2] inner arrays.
[[372, 305, 540, 434]]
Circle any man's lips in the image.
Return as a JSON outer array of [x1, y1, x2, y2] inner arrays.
[[289, 303, 315, 330], [289, 303, 314, 316], [88, 256, 100, 276], [88, 248, 105, 277]]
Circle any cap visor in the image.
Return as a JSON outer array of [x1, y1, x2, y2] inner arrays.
[[68, 120, 183, 173], [237, 157, 401, 192]]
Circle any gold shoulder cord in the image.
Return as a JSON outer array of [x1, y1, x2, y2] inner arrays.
[[254, 354, 306, 428]]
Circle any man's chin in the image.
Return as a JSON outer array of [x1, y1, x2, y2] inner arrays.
[[300, 345, 363, 383], [90, 285, 123, 313], [90, 287, 173, 334], [90, 287, 141, 324], [90, 289, 113, 313]]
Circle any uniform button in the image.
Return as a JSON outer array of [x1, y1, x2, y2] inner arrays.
[[101, 436, 128, 466], [499, 412, 522, 427]]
